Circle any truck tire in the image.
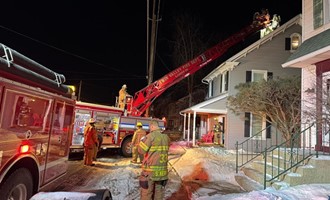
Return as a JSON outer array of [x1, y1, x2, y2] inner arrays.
[[0, 168, 33, 200], [82, 189, 112, 200], [121, 138, 132, 157]]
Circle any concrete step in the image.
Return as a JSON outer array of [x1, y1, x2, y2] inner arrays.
[[251, 160, 289, 179], [239, 151, 330, 191], [240, 166, 276, 187], [234, 173, 264, 192], [271, 181, 290, 190]]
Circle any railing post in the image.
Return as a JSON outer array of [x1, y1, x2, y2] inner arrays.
[[263, 148, 267, 189], [236, 141, 238, 173]]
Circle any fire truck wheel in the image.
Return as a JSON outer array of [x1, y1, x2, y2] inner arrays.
[[78, 189, 112, 200], [0, 168, 33, 200], [121, 138, 133, 157]]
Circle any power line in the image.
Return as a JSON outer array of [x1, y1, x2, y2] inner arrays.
[[0, 25, 143, 78]]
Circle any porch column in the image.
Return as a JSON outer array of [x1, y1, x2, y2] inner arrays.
[[193, 111, 196, 146], [183, 113, 187, 140], [187, 113, 191, 145]]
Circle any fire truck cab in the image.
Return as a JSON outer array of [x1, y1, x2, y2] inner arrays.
[[0, 44, 76, 199]]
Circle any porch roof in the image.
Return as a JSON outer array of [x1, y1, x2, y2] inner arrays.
[[282, 28, 330, 68], [180, 94, 228, 115]]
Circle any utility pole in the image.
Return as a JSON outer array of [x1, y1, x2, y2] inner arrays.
[[146, 0, 160, 117], [78, 80, 82, 101]]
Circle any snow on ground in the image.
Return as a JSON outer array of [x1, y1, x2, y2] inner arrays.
[[31, 140, 330, 200]]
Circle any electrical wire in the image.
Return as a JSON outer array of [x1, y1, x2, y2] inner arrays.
[[0, 24, 143, 78]]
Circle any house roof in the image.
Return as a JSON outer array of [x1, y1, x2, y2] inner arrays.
[[203, 14, 302, 82], [282, 28, 330, 68], [180, 93, 228, 114]]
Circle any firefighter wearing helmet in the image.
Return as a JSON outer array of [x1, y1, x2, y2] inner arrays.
[[131, 122, 146, 164], [213, 118, 224, 146], [138, 120, 170, 199], [83, 118, 99, 166], [118, 84, 128, 109]]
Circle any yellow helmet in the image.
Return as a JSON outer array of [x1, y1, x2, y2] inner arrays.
[[88, 118, 96, 124], [136, 122, 143, 127]]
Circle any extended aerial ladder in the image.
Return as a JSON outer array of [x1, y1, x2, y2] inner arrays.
[[128, 9, 272, 116]]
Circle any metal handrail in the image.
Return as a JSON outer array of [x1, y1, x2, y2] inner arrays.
[[235, 124, 280, 173], [262, 123, 316, 189]]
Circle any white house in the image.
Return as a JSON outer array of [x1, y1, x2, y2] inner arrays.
[[181, 14, 302, 149], [282, 0, 330, 153]]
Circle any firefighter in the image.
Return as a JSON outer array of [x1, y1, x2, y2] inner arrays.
[[138, 120, 170, 200], [213, 118, 221, 145], [118, 84, 128, 109], [83, 118, 99, 166], [131, 122, 146, 164]]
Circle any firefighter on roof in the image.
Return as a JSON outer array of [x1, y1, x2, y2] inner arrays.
[[118, 84, 128, 109], [131, 122, 147, 164], [138, 120, 170, 199]]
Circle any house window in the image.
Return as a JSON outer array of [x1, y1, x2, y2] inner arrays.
[[219, 71, 229, 93], [251, 114, 266, 138], [285, 33, 302, 51], [208, 80, 213, 98], [322, 72, 330, 146], [290, 33, 301, 51], [252, 70, 267, 82], [313, 0, 329, 29], [251, 70, 267, 139]]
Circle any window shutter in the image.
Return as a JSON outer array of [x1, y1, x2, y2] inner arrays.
[[266, 116, 271, 138], [267, 72, 273, 80], [225, 71, 229, 91], [246, 71, 251, 82], [285, 38, 291, 50], [219, 75, 223, 93], [222, 117, 225, 132], [209, 80, 213, 97], [244, 113, 250, 137]]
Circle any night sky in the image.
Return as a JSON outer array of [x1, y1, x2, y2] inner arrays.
[[0, 0, 301, 105]]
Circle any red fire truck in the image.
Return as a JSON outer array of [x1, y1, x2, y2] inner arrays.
[[0, 9, 270, 199], [70, 101, 165, 158], [0, 44, 76, 199]]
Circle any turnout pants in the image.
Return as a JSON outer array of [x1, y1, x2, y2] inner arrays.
[[84, 146, 94, 165], [132, 145, 143, 163], [140, 179, 166, 200], [139, 171, 167, 200]]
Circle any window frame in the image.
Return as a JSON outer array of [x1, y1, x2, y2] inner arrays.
[[314, 0, 324, 29], [251, 70, 268, 139], [290, 33, 302, 52]]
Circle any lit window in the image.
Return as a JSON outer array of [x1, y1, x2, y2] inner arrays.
[[291, 33, 301, 51]]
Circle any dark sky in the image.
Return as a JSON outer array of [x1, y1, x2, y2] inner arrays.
[[0, 0, 301, 105]]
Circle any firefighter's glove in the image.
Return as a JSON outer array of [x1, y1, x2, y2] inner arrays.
[[140, 136, 146, 142], [161, 179, 168, 187], [139, 173, 149, 189]]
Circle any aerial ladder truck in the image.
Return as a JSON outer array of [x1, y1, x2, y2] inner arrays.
[[124, 9, 272, 117]]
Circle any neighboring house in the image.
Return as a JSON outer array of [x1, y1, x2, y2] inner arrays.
[[166, 86, 207, 132], [282, 0, 330, 153], [181, 14, 302, 149]]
